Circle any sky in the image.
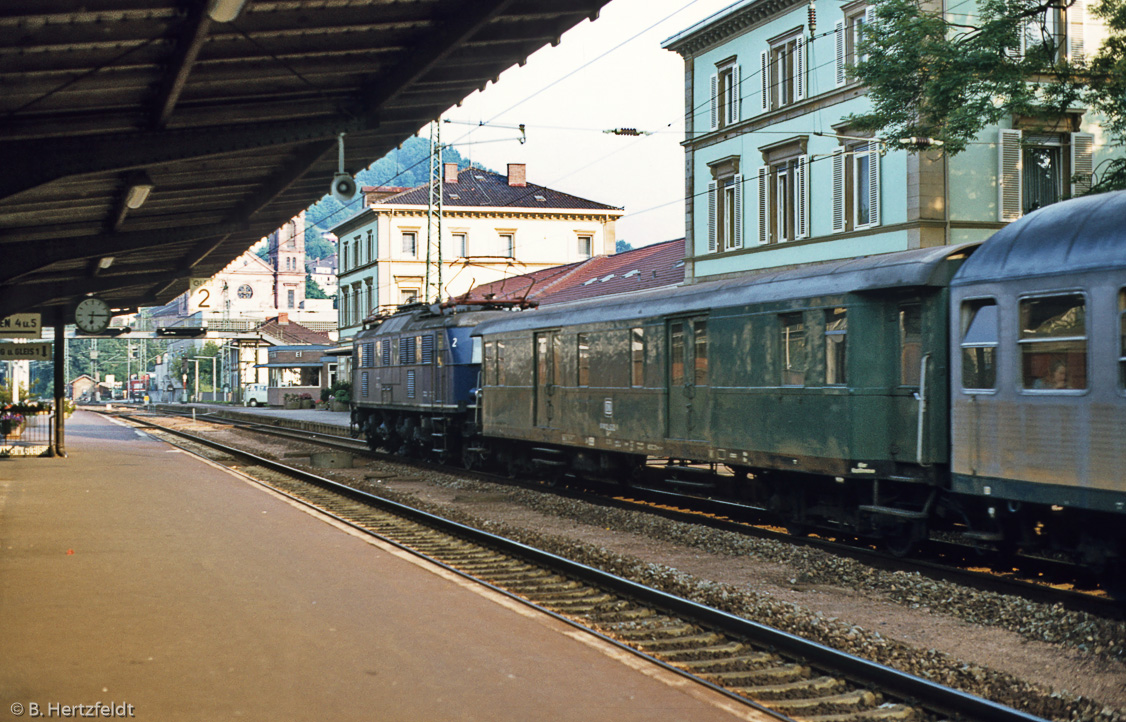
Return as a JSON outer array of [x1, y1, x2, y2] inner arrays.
[[432, 0, 737, 248]]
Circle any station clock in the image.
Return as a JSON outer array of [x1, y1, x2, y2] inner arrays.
[[74, 296, 112, 334]]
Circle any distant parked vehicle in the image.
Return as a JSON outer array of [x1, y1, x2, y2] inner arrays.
[[243, 384, 269, 407]]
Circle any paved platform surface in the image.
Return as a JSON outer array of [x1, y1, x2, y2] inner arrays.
[[0, 411, 766, 721], [145, 401, 353, 431]]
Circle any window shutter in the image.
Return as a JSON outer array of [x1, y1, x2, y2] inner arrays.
[[760, 50, 769, 113], [729, 64, 741, 124], [835, 20, 846, 86], [795, 155, 810, 239], [709, 73, 719, 131], [732, 173, 744, 249], [1068, 0, 1085, 61], [707, 180, 718, 253], [863, 7, 877, 62], [1021, 17, 1036, 57], [867, 140, 880, 227], [831, 149, 846, 232], [757, 166, 769, 244], [998, 129, 1023, 222], [795, 36, 806, 101], [1071, 132, 1094, 196]]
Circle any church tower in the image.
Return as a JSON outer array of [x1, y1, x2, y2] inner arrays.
[[268, 211, 307, 312]]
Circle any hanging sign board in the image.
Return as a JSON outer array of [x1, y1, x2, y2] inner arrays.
[[0, 342, 52, 361], [188, 278, 215, 315], [0, 313, 42, 338]]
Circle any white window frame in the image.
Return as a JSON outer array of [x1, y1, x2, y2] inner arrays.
[[707, 171, 743, 253], [498, 232, 515, 258], [762, 32, 806, 113], [831, 140, 880, 232], [401, 230, 417, 257], [452, 231, 468, 258], [998, 128, 1094, 221], [709, 61, 741, 130], [577, 234, 593, 259], [757, 155, 809, 244]]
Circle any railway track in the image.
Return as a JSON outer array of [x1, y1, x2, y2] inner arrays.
[[132, 404, 1123, 616], [116, 409, 1050, 722]]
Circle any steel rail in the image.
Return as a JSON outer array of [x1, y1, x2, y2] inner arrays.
[[136, 405, 1124, 615]]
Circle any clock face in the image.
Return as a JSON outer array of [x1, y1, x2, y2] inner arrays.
[[237, 284, 253, 299], [74, 297, 112, 334]]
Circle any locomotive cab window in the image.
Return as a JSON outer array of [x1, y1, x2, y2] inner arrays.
[[1019, 294, 1087, 390], [899, 303, 923, 386], [960, 299, 998, 390], [825, 308, 847, 385]]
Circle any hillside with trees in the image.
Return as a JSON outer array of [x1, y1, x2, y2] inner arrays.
[[302, 135, 480, 260]]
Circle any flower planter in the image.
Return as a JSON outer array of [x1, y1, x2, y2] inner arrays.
[[284, 400, 300, 410], [1, 420, 24, 439]]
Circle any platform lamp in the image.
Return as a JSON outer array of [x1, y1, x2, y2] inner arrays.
[[124, 171, 154, 210], [207, 0, 249, 22]]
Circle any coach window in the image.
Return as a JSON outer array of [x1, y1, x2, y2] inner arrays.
[[1119, 289, 1126, 389], [961, 300, 998, 390], [899, 303, 923, 386], [825, 308, 847, 385], [631, 327, 645, 387], [694, 321, 708, 385], [483, 341, 495, 385], [1020, 294, 1087, 390], [780, 313, 805, 386], [577, 333, 591, 387]]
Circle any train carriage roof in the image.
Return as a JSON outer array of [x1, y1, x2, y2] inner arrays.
[[952, 191, 1126, 286], [475, 243, 977, 335], [354, 305, 517, 339]]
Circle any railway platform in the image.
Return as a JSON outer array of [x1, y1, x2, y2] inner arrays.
[[0, 410, 764, 722]]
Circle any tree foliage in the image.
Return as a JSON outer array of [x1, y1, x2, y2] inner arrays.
[[305, 273, 329, 300], [849, 0, 1126, 191]]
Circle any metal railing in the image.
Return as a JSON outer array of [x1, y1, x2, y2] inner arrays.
[[1, 411, 54, 457]]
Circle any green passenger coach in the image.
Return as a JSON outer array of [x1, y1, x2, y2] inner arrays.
[[473, 244, 975, 551]]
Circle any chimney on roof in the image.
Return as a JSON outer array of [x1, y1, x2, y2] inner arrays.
[[444, 163, 459, 184], [277, 312, 289, 325], [507, 163, 526, 187]]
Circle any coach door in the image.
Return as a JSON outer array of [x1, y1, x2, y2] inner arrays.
[[667, 317, 708, 441], [534, 331, 561, 427]]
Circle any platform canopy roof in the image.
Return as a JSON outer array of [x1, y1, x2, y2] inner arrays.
[[0, 0, 611, 321]]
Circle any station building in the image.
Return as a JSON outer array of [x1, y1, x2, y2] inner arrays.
[[662, 0, 1121, 282]]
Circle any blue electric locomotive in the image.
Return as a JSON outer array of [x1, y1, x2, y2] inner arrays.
[[349, 301, 521, 461]]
